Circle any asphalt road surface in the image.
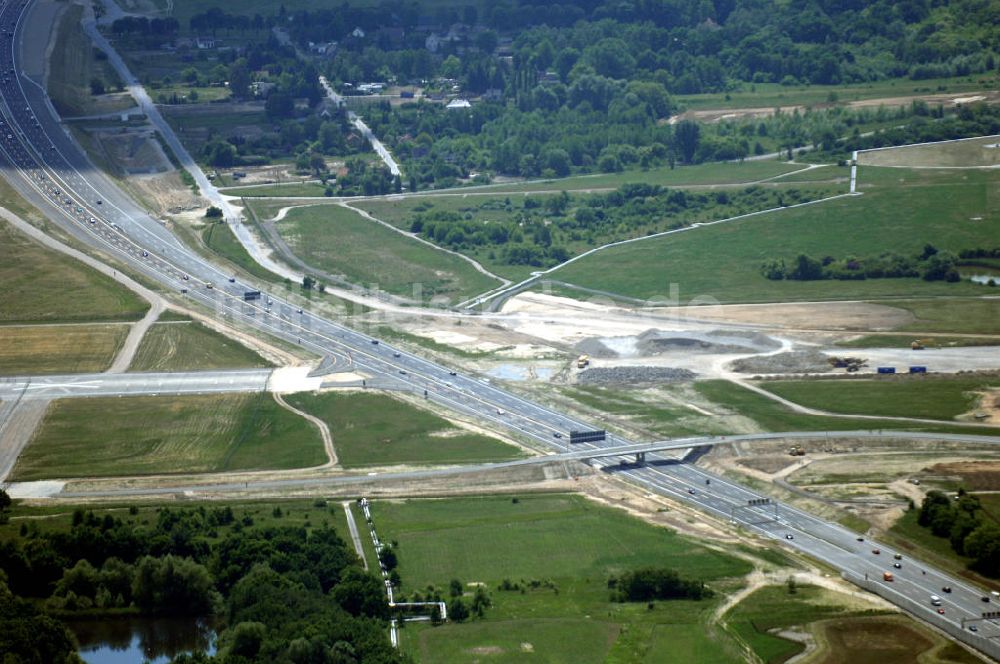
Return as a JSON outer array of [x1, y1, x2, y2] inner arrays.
[[0, 0, 998, 655], [0, 369, 273, 400]]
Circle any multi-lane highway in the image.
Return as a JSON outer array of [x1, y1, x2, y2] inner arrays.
[[1, 0, 998, 656]]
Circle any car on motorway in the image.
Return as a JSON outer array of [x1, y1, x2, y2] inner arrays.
[[449, 371, 457, 376], [785, 534, 794, 540], [141, 250, 148, 257], [398, 370, 407, 375], [942, 586, 952, 593], [554, 433, 563, 438], [872, 549, 880, 555], [228, 276, 235, 282], [937, 608, 945, 615], [969, 625, 979, 632], [297, 309, 303, 314], [930, 595, 942, 606], [393, 352, 401, 357], [371, 339, 379, 345], [856, 536, 864, 542], [687, 488, 696, 495], [893, 562, 901, 569], [982, 596, 991, 603], [893, 553, 902, 560]]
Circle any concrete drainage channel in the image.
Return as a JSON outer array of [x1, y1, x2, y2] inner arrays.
[[357, 498, 447, 647]]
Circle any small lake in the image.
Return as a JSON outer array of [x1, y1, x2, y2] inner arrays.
[[486, 364, 554, 381], [72, 617, 216, 664]]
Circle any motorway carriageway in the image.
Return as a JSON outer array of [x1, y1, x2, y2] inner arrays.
[[0, 0, 998, 654]]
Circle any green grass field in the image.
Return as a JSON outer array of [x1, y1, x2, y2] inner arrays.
[[860, 134, 1000, 169], [551, 168, 996, 304], [889, 299, 1000, 336], [560, 385, 734, 438], [0, 221, 149, 324], [725, 584, 872, 662], [222, 182, 329, 198], [272, 204, 502, 303], [200, 221, 282, 282], [129, 320, 272, 372], [420, 160, 804, 195], [374, 494, 751, 663], [285, 391, 522, 467], [837, 334, 1000, 349], [693, 380, 1000, 436], [0, 324, 129, 374], [676, 73, 997, 111], [12, 393, 324, 479], [759, 376, 999, 421]]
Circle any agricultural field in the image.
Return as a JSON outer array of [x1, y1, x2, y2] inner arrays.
[[12, 393, 323, 479], [272, 204, 502, 303], [549, 168, 996, 304], [371, 494, 751, 663], [128, 319, 272, 372], [0, 324, 128, 375], [285, 391, 522, 468], [758, 375, 1000, 421], [0, 221, 149, 324]]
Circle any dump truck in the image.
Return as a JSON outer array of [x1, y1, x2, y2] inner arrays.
[[828, 356, 866, 372], [788, 445, 806, 457], [911, 339, 925, 350], [576, 354, 590, 369]]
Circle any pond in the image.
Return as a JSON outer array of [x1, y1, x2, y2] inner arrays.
[[71, 616, 216, 664]]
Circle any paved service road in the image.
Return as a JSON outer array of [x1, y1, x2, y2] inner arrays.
[[0, 0, 998, 657], [0, 370, 273, 400]]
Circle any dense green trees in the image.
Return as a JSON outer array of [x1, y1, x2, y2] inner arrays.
[[0, 506, 405, 663], [610, 567, 712, 602], [761, 247, 963, 283], [917, 490, 1000, 575]]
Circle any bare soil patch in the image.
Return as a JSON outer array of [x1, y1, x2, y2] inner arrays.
[[929, 460, 1000, 491]]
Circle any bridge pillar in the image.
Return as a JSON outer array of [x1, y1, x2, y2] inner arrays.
[[635, 452, 646, 465]]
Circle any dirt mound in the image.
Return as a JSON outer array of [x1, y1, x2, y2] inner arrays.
[[577, 366, 696, 385], [730, 349, 832, 374]]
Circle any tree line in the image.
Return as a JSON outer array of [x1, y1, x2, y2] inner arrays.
[[761, 245, 962, 283]]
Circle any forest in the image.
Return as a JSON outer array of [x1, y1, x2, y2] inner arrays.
[[0, 500, 404, 664]]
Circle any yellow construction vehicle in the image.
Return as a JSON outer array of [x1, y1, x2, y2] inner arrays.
[[911, 340, 925, 350], [576, 354, 590, 369]]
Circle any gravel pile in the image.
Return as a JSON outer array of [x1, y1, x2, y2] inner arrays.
[[577, 366, 697, 385], [730, 349, 832, 374], [574, 338, 619, 358]]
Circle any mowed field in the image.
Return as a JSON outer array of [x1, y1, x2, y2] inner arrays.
[[693, 380, 1000, 437], [759, 375, 1000, 421], [0, 324, 128, 374], [285, 391, 522, 467], [272, 204, 502, 303], [12, 393, 323, 479], [373, 494, 750, 663], [0, 220, 148, 323], [859, 134, 1000, 168], [129, 320, 271, 372], [551, 167, 996, 303]]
